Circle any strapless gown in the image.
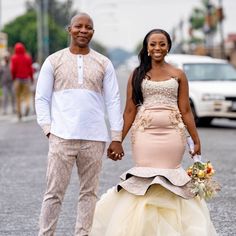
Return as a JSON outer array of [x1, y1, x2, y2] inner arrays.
[[90, 78, 217, 236]]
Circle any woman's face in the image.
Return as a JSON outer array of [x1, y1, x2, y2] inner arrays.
[[147, 33, 169, 62]]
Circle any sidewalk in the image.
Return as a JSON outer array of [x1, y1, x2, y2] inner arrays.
[[0, 113, 36, 123]]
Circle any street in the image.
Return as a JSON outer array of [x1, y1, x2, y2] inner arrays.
[[0, 68, 236, 236]]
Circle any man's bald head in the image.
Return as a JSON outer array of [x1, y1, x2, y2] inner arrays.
[[70, 13, 94, 28], [68, 12, 94, 51]]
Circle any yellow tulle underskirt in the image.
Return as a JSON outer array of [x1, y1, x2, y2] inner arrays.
[[90, 185, 217, 236]]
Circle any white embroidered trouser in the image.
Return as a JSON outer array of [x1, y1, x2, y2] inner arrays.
[[38, 134, 105, 236]]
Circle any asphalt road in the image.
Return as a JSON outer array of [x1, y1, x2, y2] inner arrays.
[[0, 68, 236, 235]]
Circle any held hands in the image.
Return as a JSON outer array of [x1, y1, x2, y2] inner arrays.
[[107, 141, 124, 161]]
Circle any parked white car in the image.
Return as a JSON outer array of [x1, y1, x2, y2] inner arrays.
[[166, 54, 236, 126]]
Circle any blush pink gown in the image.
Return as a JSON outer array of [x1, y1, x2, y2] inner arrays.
[[90, 78, 217, 236]]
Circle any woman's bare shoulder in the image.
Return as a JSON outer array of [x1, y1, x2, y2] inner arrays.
[[166, 63, 186, 80]]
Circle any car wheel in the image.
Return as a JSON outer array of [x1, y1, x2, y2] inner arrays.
[[198, 117, 213, 127], [190, 101, 199, 124], [190, 101, 213, 127]]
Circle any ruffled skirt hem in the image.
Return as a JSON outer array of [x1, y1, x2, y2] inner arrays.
[[117, 166, 194, 199]]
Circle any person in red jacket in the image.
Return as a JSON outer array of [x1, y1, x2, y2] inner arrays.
[[11, 42, 33, 120]]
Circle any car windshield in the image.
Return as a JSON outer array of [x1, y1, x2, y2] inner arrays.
[[183, 63, 236, 81]]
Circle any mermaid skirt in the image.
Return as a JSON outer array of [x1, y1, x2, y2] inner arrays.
[[90, 107, 217, 235]]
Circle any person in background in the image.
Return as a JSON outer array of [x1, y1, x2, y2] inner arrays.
[[32, 62, 40, 114], [0, 54, 15, 115], [11, 42, 33, 120], [35, 13, 124, 236]]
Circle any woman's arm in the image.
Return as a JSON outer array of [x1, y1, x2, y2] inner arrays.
[[107, 72, 137, 161], [177, 69, 201, 155], [122, 73, 137, 142]]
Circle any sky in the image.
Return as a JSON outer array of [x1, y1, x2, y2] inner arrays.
[[1, 0, 236, 52]]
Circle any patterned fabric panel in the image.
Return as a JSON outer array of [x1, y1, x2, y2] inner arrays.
[[142, 78, 179, 108], [49, 48, 109, 93]]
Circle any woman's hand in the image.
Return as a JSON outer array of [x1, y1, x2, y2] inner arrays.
[[190, 143, 201, 157], [107, 141, 124, 161]]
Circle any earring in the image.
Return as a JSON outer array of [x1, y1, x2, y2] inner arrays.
[[148, 51, 150, 56]]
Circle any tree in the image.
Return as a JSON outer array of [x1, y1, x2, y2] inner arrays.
[[2, 10, 67, 61], [3, 10, 38, 58], [26, 0, 77, 28], [189, 8, 205, 31], [188, 0, 219, 55], [189, 0, 218, 36], [2, 1, 107, 61]]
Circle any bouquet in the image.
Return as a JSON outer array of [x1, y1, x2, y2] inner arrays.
[[186, 136, 221, 200]]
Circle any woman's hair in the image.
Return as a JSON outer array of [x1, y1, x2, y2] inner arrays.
[[132, 29, 172, 105]]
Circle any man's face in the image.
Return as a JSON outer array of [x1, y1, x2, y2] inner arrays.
[[68, 15, 94, 48]]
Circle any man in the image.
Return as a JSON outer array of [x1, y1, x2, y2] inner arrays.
[[11, 42, 33, 120], [35, 13, 124, 236], [0, 54, 15, 115]]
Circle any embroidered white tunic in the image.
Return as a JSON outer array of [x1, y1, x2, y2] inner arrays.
[[35, 48, 123, 141]]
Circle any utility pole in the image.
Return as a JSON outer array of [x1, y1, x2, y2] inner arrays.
[[43, 0, 49, 59], [179, 19, 184, 53], [0, 0, 2, 31], [218, 0, 225, 58], [205, 1, 214, 56], [36, 0, 49, 65], [36, 0, 43, 65]]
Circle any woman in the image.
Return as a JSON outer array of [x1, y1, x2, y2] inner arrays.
[[90, 29, 217, 236]]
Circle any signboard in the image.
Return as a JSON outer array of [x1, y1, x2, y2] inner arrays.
[[0, 32, 8, 58]]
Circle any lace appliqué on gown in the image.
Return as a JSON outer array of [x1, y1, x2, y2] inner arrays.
[[131, 106, 152, 144], [169, 108, 186, 141], [131, 78, 186, 144]]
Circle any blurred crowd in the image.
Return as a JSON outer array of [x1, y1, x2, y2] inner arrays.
[[0, 42, 40, 120]]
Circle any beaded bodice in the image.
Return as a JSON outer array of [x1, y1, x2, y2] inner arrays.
[[142, 78, 179, 108]]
